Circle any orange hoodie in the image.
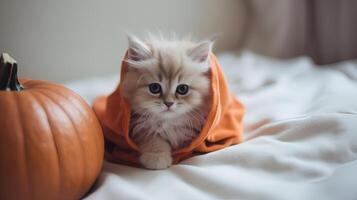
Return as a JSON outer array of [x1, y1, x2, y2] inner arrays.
[[92, 53, 244, 167]]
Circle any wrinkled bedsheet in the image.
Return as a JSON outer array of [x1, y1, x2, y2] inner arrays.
[[66, 51, 357, 200]]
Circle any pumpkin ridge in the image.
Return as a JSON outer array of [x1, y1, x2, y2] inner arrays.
[[39, 86, 104, 161], [35, 89, 88, 198], [34, 85, 90, 116], [44, 87, 105, 196], [14, 92, 31, 199], [38, 85, 104, 166], [27, 82, 63, 90], [31, 91, 62, 199], [42, 88, 105, 194]]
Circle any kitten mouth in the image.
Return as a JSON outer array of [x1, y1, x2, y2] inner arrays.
[[162, 108, 174, 113]]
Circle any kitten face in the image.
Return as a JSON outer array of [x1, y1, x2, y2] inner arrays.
[[123, 36, 212, 120]]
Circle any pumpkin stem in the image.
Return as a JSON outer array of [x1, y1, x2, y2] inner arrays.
[[0, 53, 23, 91]]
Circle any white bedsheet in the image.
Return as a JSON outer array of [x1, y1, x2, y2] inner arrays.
[[66, 51, 357, 200]]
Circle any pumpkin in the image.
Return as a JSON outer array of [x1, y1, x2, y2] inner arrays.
[[0, 53, 104, 200]]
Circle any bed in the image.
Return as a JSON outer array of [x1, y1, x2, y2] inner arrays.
[[65, 51, 357, 200]]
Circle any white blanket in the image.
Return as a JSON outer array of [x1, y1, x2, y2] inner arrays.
[[66, 51, 357, 200]]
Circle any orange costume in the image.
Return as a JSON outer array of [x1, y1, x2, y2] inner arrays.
[[93, 53, 244, 167]]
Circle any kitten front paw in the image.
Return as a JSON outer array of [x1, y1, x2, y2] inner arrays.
[[140, 152, 172, 170]]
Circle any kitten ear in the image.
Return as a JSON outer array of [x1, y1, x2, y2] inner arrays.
[[187, 41, 213, 63], [127, 35, 152, 62]]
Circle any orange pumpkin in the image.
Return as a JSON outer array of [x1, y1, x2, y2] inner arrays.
[[0, 53, 104, 200]]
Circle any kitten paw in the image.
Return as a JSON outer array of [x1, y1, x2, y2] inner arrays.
[[140, 152, 172, 170]]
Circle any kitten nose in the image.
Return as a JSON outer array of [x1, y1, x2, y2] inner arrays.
[[164, 101, 174, 108]]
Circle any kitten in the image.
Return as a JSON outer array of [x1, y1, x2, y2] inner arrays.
[[122, 35, 212, 169]]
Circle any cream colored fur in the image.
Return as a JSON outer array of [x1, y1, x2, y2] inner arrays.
[[123, 35, 212, 169]]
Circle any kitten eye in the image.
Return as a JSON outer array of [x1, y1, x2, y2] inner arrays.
[[148, 83, 161, 94], [176, 84, 189, 95]]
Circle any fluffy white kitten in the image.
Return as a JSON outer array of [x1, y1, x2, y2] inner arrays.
[[122, 35, 212, 169]]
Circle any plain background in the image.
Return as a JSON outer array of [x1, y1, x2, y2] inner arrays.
[[0, 0, 246, 82]]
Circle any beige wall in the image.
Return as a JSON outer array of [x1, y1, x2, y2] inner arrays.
[[0, 0, 245, 82]]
